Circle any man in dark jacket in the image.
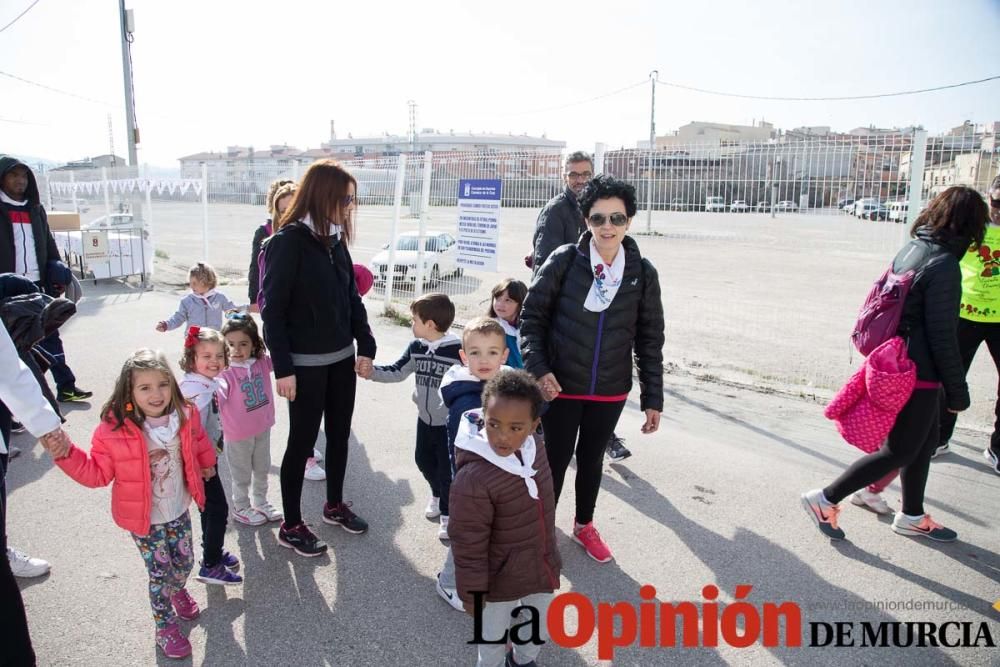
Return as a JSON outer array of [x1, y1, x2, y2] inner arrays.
[[529, 151, 592, 277], [0, 156, 91, 405]]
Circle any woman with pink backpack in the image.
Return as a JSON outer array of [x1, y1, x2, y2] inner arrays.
[[802, 186, 988, 543]]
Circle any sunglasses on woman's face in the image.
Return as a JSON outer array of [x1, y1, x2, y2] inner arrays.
[[587, 212, 628, 228], [343, 194, 356, 207]]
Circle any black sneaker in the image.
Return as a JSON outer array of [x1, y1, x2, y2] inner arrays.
[[10, 421, 25, 434], [606, 435, 632, 461], [277, 522, 328, 557], [56, 387, 93, 403], [322, 501, 368, 534]]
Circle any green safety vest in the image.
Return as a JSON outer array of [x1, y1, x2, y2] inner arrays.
[[960, 225, 1000, 323]]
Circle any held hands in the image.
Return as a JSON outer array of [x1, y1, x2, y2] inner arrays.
[[155, 321, 167, 332], [276, 375, 297, 402], [40, 428, 71, 459], [537, 373, 562, 402], [641, 409, 661, 434], [355, 356, 374, 380], [201, 466, 216, 480]]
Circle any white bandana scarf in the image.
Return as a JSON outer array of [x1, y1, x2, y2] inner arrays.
[[583, 239, 626, 313], [454, 409, 538, 499], [142, 411, 181, 448]]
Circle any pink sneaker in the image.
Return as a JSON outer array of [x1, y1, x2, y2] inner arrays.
[[170, 587, 200, 621], [572, 521, 613, 563], [155, 623, 192, 659]]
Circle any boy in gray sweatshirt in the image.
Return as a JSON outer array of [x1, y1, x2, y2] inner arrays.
[[361, 293, 462, 538]]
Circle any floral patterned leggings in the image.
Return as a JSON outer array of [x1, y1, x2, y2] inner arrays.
[[131, 511, 195, 628]]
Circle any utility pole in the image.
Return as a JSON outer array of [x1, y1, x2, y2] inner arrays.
[[646, 70, 657, 233], [119, 0, 138, 166]]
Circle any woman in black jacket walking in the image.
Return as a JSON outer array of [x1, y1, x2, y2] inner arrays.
[[521, 174, 665, 563], [262, 160, 376, 557], [802, 186, 988, 543]]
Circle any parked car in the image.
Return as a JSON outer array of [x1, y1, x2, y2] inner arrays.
[[862, 204, 890, 221], [887, 201, 909, 223], [729, 200, 749, 213], [836, 198, 855, 211], [755, 201, 771, 212], [370, 230, 460, 288], [669, 199, 687, 211], [705, 196, 726, 213], [851, 198, 879, 217], [84, 213, 135, 230], [774, 200, 799, 212]]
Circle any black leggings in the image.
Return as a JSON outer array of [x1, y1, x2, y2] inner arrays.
[[541, 398, 625, 525], [200, 473, 228, 567], [415, 420, 452, 516], [280, 358, 356, 527], [939, 319, 1000, 453], [824, 388, 941, 516]]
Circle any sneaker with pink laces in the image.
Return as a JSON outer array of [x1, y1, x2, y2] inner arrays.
[[572, 521, 613, 563], [155, 623, 192, 659], [170, 588, 200, 621]]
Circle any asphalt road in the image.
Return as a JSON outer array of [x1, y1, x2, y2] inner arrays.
[[7, 282, 1000, 666]]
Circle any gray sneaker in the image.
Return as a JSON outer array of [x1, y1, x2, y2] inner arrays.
[[800, 489, 845, 540], [891, 513, 957, 542]]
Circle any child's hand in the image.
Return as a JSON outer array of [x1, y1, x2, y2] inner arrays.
[[355, 356, 373, 379], [155, 321, 167, 332], [537, 373, 562, 402], [201, 466, 216, 480], [40, 428, 71, 459], [641, 409, 661, 434]]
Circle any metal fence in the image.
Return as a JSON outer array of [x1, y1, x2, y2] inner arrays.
[[30, 129, 1000, 431]]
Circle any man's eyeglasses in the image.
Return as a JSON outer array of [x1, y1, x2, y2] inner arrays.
[[587, 213, 628, 227], [566, 171, 592, 181]]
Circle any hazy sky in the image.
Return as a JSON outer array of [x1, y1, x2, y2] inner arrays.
[[2, 0, 999, 167]]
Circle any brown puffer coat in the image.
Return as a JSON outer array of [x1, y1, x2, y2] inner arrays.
[[449, 440, 561, 604]]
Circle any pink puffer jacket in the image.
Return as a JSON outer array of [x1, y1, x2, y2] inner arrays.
[[55, 405, 216, 536], [824, 337, 916, 453]]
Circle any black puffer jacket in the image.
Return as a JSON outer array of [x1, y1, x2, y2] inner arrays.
[[893, 229, 971, 411], [530, 187, 585, 277], [261, 222, 376, 379], [521, 231, 665, 411]]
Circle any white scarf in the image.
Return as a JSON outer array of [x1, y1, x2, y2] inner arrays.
[[454, 409, 538, 499], [496, 317, 520, 345], [584, 239, 626, 313], [302, 214, 342, 240], [194, 288, 217, 306], [142, 411, 181, 448], [180, 372, 218, 414]]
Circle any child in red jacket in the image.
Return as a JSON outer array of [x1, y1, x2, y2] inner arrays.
[[42, 349, 217, 660]]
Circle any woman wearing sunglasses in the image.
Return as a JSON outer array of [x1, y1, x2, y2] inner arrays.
[[261, 159, 376, 557], [936, 174, 1000, 475], [520, 174, 664, 563]]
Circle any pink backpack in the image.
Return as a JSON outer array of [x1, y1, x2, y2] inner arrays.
[[851, 266, 914, 356]]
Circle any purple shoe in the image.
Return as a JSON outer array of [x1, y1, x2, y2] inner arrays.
[[196, 562, 242, 585], [221, 550, 240, 572]]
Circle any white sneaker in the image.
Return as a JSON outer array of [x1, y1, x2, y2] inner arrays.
[[931, 443, 950, 459], [8, 446, 21, 459], [312, 448, 323, 462], [424, 495, 441, 519], [435, 573, 464, 612], [850, 489, 893, 515], [304, 458, 326, 481], [232, 507, 267, 526], [253, 502, 283, 523], [7, 547, 50, 578], [437, 515, 450, 541]]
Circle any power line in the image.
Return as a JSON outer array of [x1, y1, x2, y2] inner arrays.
[[653, 74, 1000, 101], [494, 80, 648, 116], [0, 69, 113, 106], [0, 117, 48, 126], [0, 0, 42, 35]]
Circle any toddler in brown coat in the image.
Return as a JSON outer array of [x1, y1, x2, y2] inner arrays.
[[449, 370, 561, 667]]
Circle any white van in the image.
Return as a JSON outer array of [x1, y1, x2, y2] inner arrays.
[[887, 201, 908, 223], [705, 196, 726, 212]]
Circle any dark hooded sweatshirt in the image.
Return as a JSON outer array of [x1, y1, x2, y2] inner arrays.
[[0, 157, 62, 292]]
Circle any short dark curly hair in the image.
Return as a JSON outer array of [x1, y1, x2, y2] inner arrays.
[[481, 369, 545, 420], [578, 174, 638, 219]]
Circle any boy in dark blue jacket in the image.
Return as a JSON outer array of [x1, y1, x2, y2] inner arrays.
[[366, 293, 461, 538], [435, 317, 509, 610]]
